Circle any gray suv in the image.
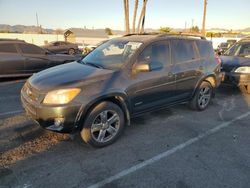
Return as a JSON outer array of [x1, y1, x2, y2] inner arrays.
[[21, 33, 222, 147]]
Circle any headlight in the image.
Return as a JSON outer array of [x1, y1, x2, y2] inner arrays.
[[43, 88, 81, 104], [234, 66, 250, 73]]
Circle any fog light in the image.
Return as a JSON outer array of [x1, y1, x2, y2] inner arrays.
[[54, 118, 65, 127]]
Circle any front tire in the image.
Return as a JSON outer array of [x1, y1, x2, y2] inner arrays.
[[80, 101, 125, 147], [239, 84, 250, 94], [189, 81, 213, 111]]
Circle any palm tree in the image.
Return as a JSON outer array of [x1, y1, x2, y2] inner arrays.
[[136, 0, 148, 33], [132, 0, 139, 33], [123, 0, 130, 34]]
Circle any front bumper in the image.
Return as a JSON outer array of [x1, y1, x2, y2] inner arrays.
[[221, 72, 250, 86], [21, 89, 82, 133]]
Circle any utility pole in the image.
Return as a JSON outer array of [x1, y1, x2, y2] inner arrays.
[[36, 12, 42, 34], [36, 13, 39, 28], [201, 0, 208, 36], [36, 12, 39, 33]]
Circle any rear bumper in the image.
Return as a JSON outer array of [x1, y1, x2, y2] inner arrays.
[[221, 72, 250, 86], [21, 91, 82, 133]]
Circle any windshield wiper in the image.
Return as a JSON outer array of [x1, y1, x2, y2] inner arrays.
[[82, 61, 103, 69]]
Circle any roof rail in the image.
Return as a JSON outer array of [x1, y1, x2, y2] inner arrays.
[[123, 32, 160, 37], [158, 32, 206, 40], [123, 32, 206, 40], [0, 38, 26, 42]]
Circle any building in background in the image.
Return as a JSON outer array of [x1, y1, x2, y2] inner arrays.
[[64, 28, 108, 45]]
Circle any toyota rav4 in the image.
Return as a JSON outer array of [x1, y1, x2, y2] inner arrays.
[[21, 33, 221, 147]]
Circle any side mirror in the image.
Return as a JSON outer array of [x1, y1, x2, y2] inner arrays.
[[134, 61, 164, 73], [134, 63, 150, 73]]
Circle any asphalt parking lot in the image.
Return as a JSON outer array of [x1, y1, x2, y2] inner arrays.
[[0, 80, 250, 188]]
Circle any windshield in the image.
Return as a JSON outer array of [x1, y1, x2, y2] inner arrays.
[[224, 42, 250, 57], [81, 40, 143, 69]]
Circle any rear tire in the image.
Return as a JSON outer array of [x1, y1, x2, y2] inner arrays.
[[68, 48, 75, 55], [80, 101, 125, 147], [189, 81, 213, 111]]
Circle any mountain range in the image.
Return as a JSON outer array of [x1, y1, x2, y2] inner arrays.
[[0, 24, 250, 34]]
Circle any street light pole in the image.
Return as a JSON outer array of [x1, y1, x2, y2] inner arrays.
[[201, 0, 207, 36]]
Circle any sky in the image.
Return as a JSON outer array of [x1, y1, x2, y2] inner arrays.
[[0, 0, 249, 30]]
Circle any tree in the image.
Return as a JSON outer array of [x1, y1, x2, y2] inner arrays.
[[105, 28, 113, 35], [190, 26, 200, 33], [132, 0, 139, 33], [137, 0, 148, 33], [159, 27, 172, 33], [123, 0, 130, 34], [206, 32, 214, 38]]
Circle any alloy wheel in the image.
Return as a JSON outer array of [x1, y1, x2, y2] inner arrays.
[[198, 86, 211, 109], [91, 110, 120, 143]]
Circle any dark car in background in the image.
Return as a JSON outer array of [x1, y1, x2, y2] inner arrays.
[[217, 40, 237, 55], [21, 33, 221, 147], [43, 41, 79, 55], [0, 39, 78, 78], [221, 39, 250, 93], [217, 42, 231, 54]]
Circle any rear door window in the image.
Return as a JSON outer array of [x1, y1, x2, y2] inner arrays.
[[196, 41, 214, 58], [172, 40, 196, 63], [0, 43, 18, 53], [18, 44, 45, 55]]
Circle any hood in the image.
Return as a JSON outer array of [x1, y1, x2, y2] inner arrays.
[[220, 55, 250, 72], [29, 62, 114, 91]]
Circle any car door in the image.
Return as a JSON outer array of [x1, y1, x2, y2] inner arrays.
[[48, 42, 61, 53], [0, 43, 26, 76], [59, 42, 68, 53], [171, 39, 201, 99], [127, 40, 176, 114], [18, 43, 49, 73]]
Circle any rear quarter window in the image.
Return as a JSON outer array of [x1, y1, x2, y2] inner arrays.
[[196, 41, 214, 58], [172, 40, 196, 63], [0, 43, 17, 53]]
